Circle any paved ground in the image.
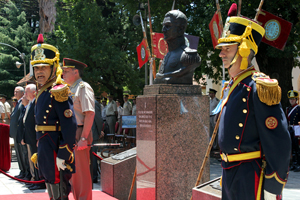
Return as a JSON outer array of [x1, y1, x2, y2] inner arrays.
[[1, 150, 299, 199]]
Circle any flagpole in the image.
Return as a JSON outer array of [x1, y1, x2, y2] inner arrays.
[[140, 12, 151, 85], [254, 0, 264, 21], [238, 0, 242, 16], [148, 0, 156, 81], [216, 0, 224, 80], [216, 0, 223, 31], [172, 0, 175, 10]]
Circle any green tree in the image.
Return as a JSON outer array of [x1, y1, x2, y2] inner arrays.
[[48, 0, 145, 100], [115, 0, 300, 109], [0, 0, 33, 98]]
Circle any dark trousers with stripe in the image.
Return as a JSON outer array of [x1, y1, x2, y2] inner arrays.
[[222, 160, 263, 200]]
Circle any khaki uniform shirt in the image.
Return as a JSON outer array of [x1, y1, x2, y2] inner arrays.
[[0, 102, 5, 118], [106, 100, 117, 116], [4, 102, 11, 119], [70, 78, 95, 125], [122, 101, 132, 115], [132, 104, 136, 116]]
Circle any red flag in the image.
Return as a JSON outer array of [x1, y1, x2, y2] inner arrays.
[[257, 10, 292, 51], [136, 39, 149, 68], [152, 32, 168, 59], [209, 11, 223, 49]]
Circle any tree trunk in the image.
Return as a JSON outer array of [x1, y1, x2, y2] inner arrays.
[[39, 0, 57, 34], [256, 43, 294, 111]]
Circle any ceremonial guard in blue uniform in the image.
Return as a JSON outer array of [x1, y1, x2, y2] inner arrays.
[[287, 90, 300, 172], [215, 4, 291, 200], [31, 34, 77, 200]]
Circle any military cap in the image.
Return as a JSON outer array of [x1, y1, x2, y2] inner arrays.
[[107, 93, 113, 97], [288, 90, 299, 99], [209, 88, 217, 94], [101, 97, 107, 102], [0, 94, 7, 99], [62, 58, 87, 71], [11, 97, 17, 102], [216, 3, 265, 70], [123, 94, 129, 98]]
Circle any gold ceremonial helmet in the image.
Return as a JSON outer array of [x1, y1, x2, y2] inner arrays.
[[288, 90, 299, 100], [216, 3, 265, 70], [30, 34, 63, 85]]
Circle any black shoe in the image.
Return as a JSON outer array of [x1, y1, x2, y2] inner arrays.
[[93, 177, 98, 183], [294, 166, 300, 172], [25, 183, 34, 188], [14, 174, 25, 179], [29, 184, 46, 190]]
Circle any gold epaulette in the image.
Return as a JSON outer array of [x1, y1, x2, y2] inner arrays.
[[50, 84, 70, 102], [252, 72, 281, 106]]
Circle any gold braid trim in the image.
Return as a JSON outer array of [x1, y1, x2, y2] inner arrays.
[[256, 78, 281, 106], [30, 153, 39, 169], [265, 172, 287, 186], [59, 144, 73, 154], [50, 84, 70, 102]]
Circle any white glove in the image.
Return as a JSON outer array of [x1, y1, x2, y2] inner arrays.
[[264, 190, 276, 200], [56, 157, 66, 171]]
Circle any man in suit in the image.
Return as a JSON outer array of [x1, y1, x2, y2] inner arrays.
[[23, 84, 46, 190], [91, 99, 103, 183], [9, 86, 26, 179], [18, 96, 31, 181]]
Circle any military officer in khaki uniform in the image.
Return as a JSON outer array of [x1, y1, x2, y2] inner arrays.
[[105, 94, 117, 136], [122, 95, 132, 116], [62, 58, 95, 200]]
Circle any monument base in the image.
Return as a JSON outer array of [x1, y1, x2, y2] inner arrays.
[[136, 84, 210, 200], [101, 148, 136, 200]]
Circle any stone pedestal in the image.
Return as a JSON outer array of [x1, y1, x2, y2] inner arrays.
[[101, 148, 136, 200], [136, 84, 210, 200]]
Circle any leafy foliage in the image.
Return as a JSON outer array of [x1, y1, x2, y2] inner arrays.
[[0, 0, 34, 98], [47, 0, 145, 100]]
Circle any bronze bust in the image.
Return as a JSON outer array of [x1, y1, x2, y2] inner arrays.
[[154, 10, 201, 85]]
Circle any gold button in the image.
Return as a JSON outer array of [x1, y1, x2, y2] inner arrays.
[[46, 110, 49, 113], [234, 148, 238, 151], [243, 109, 247, 113], [49, 105, 52, 108], [43, 121, 46, 124], [44, 116, 46, 119], [50, 95, 53, 98], [56, 121, 59, 124], [247, 88, 250, 91], [236, 135, 240, 140], [42, 131, 45, 134], [242, 98, 246, 102], [239, 123, 243, 127]]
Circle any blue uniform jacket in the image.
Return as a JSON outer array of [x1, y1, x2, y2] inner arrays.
[[287, 104, 300, 126], [35, 85, 77, 174], [219, 72, 291, 195]]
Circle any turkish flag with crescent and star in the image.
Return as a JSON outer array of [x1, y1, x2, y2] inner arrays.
[[209, 11, 223, 49], [136, 39, 149, 68], [152, 32, 199, 59], [257, 10, 293, 51], [152, 32, 168, 59]]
